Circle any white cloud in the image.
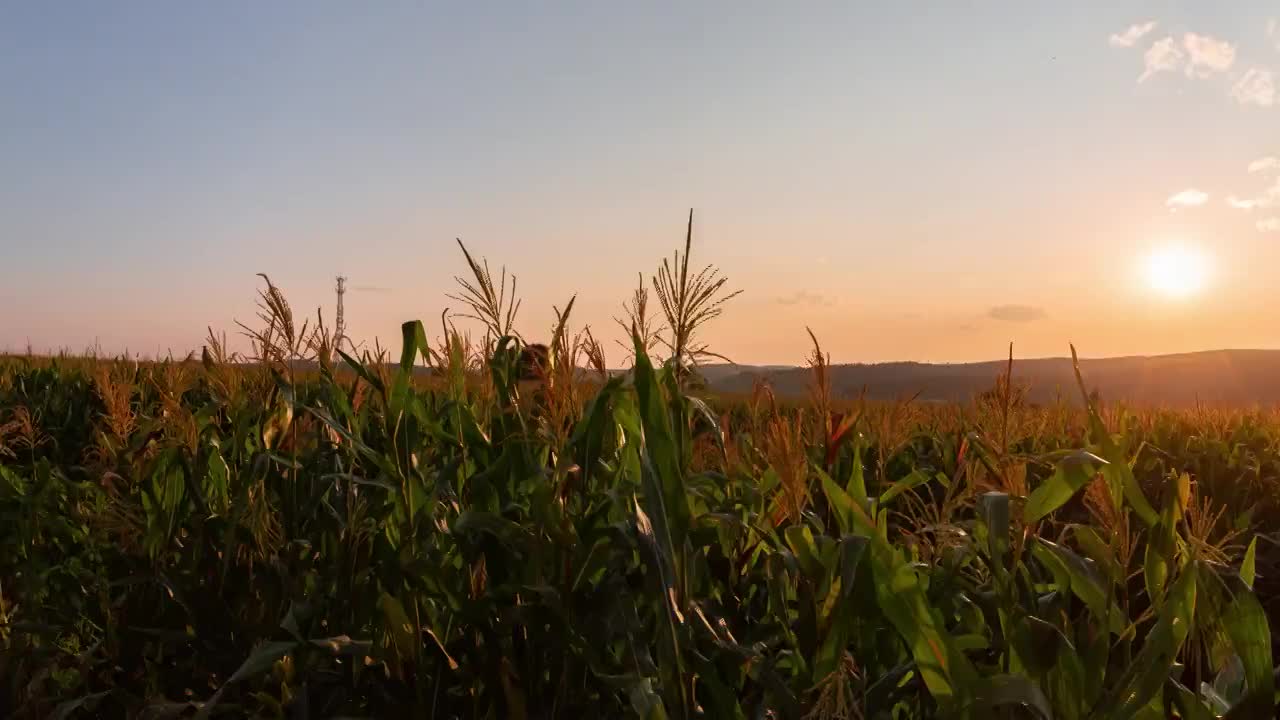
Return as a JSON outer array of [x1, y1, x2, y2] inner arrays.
[[1232, 68, 1276, 107], [1263, 178, 1280, 208], [1166, 189, 1209, 208], [1110, 21, 1158, 48], [1269, 19, 1279, 51], [1140, 36, 1185, 82], [1183, 33, 1237, 76], [1243, 179, 1280, 210], [1258, 217, 1280, 232], [1231, 174, 1280, 215], [1248, 156, 1279, 174]]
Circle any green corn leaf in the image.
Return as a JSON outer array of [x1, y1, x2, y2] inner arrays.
[[1026, 618, 1088, 720], [1241, 537, 1257, 589], [1097, 563, 1197, 720], [336, 347, 386, 395], [837, 534, 869, 596], [1014, 616, 1065, 676], [227, 640, 297, 684], [631, 334, 691, 557], [628, 678, 671, 720], [1071, 524, 1122, 584], [847, 436, 868, 505], [1025, 450, 1104, 523], [1203, 567, 1274, 717], [1144, 495, 1178, 608], [379, 593, 418, 662], [879, 467, 932, 505], [973, 674, 1054, 719], [817, 466, 875, 536], [1167, 679, 1215, 720], [205, 451, 230, 513], [390, 320, 429, 415], [869, 535, 979, 710], [309, 635, 373, 657], [630, 338, 694, 716], [783, 525, 824, 579], [1070, 345, 1158, 527], [1035, 540, 1107, 619], [569, 374, 628, 483]]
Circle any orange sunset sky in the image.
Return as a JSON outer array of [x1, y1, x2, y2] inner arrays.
[[3, 4, 1279, 364]]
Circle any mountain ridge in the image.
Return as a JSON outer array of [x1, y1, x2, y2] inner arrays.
[[698, 349, 1280, 406]]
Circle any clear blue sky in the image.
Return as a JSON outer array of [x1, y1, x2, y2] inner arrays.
[[3, 2, 1278, 363]]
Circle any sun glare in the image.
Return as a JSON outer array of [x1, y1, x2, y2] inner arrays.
[[1143, 244, 1210, 299]]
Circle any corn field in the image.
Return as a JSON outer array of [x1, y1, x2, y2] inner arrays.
[[1, 226, 1278, 719]]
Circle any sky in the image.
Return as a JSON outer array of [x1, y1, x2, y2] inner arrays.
[[3, 2, 1279, 365]]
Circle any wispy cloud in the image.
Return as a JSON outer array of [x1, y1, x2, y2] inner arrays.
[[987, 304, 1047, 322], [1223, 151, 1280, 220], [1262, 178, 1280, 208], [776, 290, 833, 307], [1232, 164, 1280, 212], [1109, 21, 1158, 48], [1239, 179, 1280, 210], [1249, 156, 1279, 174], [1134, 31, 1238, 84], [1166, 189, 1209, 208], [1182, 33, 1236, 77], [1140, 36, 1184, 81], [1269, 19, 1279, 51], [1231, 68, 1276, 107]]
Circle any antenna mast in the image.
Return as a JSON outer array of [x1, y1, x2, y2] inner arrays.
[[334, 275, 347, 362]]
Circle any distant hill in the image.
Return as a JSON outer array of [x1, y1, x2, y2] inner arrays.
[[694, 363, 793, 386], [265, 349, 1280, 406], [699, 350, 1280, 407]]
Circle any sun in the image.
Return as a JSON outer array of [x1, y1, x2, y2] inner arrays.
[[1143, 244, 1210, 299]]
